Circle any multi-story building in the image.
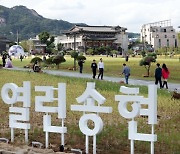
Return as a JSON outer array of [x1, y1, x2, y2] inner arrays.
[[55, 25, 128, 55], [141, 20, 178, 50], [0, 36, 12, 54], [29, 36, 47, 54]]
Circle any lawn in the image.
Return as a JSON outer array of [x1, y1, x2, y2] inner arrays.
[[10, 55, 180, 83], [0, 69, 179, 153]]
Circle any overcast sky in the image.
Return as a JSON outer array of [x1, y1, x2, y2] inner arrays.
[[0, 0, 180, 33]]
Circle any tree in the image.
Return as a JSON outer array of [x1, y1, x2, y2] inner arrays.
[[30, 57, 43, 63], [38, 31, 55, 54], [139, 53, 157, 77], [52, 55, 66, 69], [86, 48, 94, 55], [44, 55, 66, 69], [38, 32, 50, 44], [19, 40, 29, 52], [57, 43, 64, 51], [77, 55, 86, 61], [70, 50, 78, 70]]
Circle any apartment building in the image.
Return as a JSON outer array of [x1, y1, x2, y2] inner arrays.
[[141, 20, 178, 50]]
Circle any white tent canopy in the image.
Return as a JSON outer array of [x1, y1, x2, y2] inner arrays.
[[8, 45, 25, 57]]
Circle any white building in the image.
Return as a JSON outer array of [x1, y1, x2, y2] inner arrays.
[[29, 35, 47, 54], [141, 20, 179, 50], [55, 25, 128, 55]]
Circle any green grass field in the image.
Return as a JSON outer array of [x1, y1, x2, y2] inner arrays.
[[11, 55, 180, 83], [0, 69, 179, 153]]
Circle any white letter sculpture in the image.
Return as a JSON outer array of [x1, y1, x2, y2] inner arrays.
[[35, 83, 67, 148], [1, 81, 31, 143], [115, 85, 157, 154], [71, 82, 112, 154]]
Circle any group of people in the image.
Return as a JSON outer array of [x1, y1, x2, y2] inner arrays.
[[155, 63, 170, 89], [78, 58, 104, 80], [79, 58, 130, 83], [90, 58, 104, 80], [79, 58, 170, 89]]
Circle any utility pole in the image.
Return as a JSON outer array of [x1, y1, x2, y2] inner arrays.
[[16, 30, 19, 45], [74, 33, 76, 51]]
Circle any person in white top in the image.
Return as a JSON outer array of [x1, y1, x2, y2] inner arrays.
[[97, 58, 104, 80]]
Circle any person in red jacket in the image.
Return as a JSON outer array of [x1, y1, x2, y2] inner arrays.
[[162, 63, 170, 89]]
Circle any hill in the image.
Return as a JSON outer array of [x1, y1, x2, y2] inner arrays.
[[0, 5, 139, 42], [0, 5, 75, 41]]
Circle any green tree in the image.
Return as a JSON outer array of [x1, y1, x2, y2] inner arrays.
[[19, 40, 30, 52], [139, 53, 157, 77], [77, 55, 86, 61], [86, 48, 94, 55], [57, 43, 64, 51], [70, 50, 78, 70], [38, 31, 55, 54], [38, 32, 50, 43], [30, 57, 43, 63], [52, 55, 66, 69]]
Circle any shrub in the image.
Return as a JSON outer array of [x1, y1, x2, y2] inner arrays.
[[30, 57, 42, 63]]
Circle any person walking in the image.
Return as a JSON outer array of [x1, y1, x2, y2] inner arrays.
[[97, 58, 104, 80], [162, 63, 170, 89], [122, 63, 130, 84], [20, 54, 23, 62], [78, 59, 84, 73], [155, 63, 162, 88], [2, 54, 6, 67], [91, 59, 97, 79]]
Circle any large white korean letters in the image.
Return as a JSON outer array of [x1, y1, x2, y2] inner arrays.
[[1, 81, 31, 143], [71, 82, 112, 154], [35, 83, 67, 148], [115, 85, 157, 142]]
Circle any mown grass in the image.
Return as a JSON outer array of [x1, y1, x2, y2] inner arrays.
[[0, 69, 179, 153], [10, 55, 180, 83]]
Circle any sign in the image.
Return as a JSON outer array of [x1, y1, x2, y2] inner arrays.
[[0, 82, 157, 154]]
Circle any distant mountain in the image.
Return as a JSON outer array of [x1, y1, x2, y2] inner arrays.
[[127, 32, 140, 38], [0, 5, 139, 42], [0, 5, 76, 41]]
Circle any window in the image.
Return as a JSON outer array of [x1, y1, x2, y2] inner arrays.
[[159, 39, 161, 48], [165, 35, 167, 38], [167, 39, 169, 47], [164, 29, 166, 32], [175, 39, 177, 47]]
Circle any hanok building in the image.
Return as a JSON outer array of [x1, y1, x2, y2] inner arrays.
[[141, 20, 179, 50], [55, 25, 128, 55], [0, 36, 12, 54]]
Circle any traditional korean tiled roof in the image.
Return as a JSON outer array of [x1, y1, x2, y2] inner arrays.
[[66, 25, 127, 34], [0, 36, 12, 43], [84, 36, 117, 41]]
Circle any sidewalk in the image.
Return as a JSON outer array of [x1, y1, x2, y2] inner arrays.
[[8, 67, 180, 92]]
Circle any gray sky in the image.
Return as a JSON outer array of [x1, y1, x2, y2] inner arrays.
[[0, 0, 180, 33]]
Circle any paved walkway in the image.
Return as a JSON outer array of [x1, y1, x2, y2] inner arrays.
[[7, 67, 180, 92]]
